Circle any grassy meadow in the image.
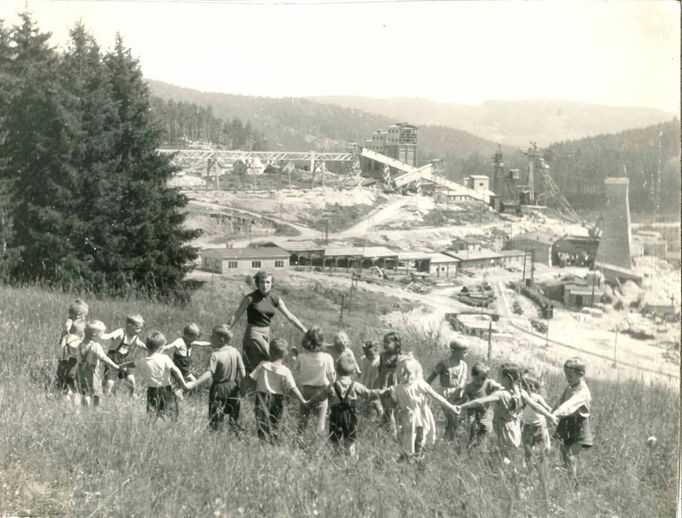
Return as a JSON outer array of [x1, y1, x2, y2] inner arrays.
[[0, 276, 678, 517]]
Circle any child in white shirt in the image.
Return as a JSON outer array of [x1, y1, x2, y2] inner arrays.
[[160, 323, 210, 399], [295, 326, 335, 436], [250, 338, 307, 442], [131, 331, 188, 421]]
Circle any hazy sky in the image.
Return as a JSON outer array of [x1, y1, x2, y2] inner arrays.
[[1, 0, 679, 113]]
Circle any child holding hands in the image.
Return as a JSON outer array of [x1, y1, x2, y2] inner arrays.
[[131, 331, 189, 421], [552, 357, 593, 479], [456, 363, 557, 463], [186, 325, 245, 432], [250, 338, 307, 442], [386, 354, 460, 461], [75, 321, 123, 407]]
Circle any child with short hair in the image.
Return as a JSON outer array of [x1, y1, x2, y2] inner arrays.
[[56, 319, 86, 398], [326, 330, 361, 376], [426, 338, 469, 441], [358, 340, 383, 417], [160, 323, 210, 398], [132, 331, 189, 421], [60, 299, 89, 344], [250, 338, 307, 442], [385, 354, 460, 461], [75, 321, 122, 407], [456, 363, 557, 463], [101, 314, 146, 396], [186, 325, 245, 432], [376, 331, 402, 436], [294, 326, 335, 436], [307, 355, 384, 458], [520, 373, 553, 469], [552, 357, 593, 479], [456, 362, 504, 448]]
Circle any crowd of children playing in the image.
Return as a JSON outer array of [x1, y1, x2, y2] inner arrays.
[[55, 274, 594, 478]]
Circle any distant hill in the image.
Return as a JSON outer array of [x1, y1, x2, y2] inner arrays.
[[544, 120, 680, 214], [147, 80, 510, 180], [309, 96, 675, 147]]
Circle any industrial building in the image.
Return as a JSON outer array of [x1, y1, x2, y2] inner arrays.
[[364, 123, 418, 168], [445, 249, 526, 270], [506, 231, 558, 266], [201, 246, 290, 274]]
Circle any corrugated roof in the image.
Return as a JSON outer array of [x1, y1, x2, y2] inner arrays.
[[510, 231, 559, 246], [427, 253, 460, 263], [271, 240, 324, 253], [396, 252, 433, 261], [447, 249, 525, 261], [202, 246, 290, 260], [324, 246, 398, 258]]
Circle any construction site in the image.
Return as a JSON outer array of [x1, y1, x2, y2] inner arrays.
[[164, 122, 680, 386]]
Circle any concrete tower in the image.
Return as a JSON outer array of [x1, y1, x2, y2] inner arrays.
[[595, 177, 633, 269]]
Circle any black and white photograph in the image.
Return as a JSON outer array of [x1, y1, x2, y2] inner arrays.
[[0, 1, 679, 516]]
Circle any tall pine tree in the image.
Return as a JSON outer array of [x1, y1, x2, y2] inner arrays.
[[0, 13, 82, 285], [100, 34, 199, 298]]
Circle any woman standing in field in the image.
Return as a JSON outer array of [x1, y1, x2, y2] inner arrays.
[[230, 271, 307, 385]]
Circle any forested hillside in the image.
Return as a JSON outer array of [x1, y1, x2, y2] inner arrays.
[[544, 120, 680, 214], [310, 96, 675, 147], [147, 79, 513, 181]]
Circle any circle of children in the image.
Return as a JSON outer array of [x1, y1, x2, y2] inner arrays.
[[55, 271, 592, 475]]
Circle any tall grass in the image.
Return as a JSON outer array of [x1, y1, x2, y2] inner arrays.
[[0, 279, 678, 517]]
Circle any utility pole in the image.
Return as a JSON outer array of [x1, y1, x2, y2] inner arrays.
[[487, 318, 493, 362], [612, 328, 618, 368]]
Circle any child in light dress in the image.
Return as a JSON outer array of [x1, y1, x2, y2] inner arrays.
[[75, 321, 122, 407], [386, 353, 459, 461], [326, 330, 361, 375], [456, 363, 557, 463], [358, 340, 383, 417], [520, 373, 553, 469]]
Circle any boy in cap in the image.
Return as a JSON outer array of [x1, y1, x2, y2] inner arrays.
[[426, 338, 469, 441]]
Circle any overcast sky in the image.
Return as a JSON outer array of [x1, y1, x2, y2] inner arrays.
[[1, 0, 679, 113]]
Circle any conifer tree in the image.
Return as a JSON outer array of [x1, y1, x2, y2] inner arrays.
[[101, 34, 199, 298], [0, 13, 82, 284]]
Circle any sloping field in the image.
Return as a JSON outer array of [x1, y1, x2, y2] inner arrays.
[[0, 280, 677, 517]]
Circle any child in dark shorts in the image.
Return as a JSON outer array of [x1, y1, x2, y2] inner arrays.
[[131, 331, 189, 421], [552, 357, 593, 479], [101, 314, 146, 397], [186, 325, 245, 432]]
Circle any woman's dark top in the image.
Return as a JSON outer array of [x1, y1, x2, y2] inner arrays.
[[246, 290, 281, 328]]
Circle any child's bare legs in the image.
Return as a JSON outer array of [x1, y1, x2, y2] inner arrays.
[[104, 379, 115, 396], [561, 443, 582, 479], [298, 386, 328, 436], [413, 426, 424, 457], [444, 409, 459, 441], [124, 374, 136, 397]]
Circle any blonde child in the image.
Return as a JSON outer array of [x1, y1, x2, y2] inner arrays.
[[186, 325, 245, 432], [294, 326, 335, 436], [250, 338, 307, 442], [131, 331, 189, 421], [358, 340, 383, 417], [552, 357, 593, 479], [375, 331, 402, 436], [59, 299, 89, 346], [160, 323, 210, 398], [56, 319, 86, 396], [101, 314, 146, 396], [326, 330, 361, 376], [307, 355, 384, 458], [426, 339, 468, 441], [75, 321, 122, 407], [456, 363, 557, 463], [386, 354, 459, 461], [456, 362, 503, 448], [520, 373, 553, 469]]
